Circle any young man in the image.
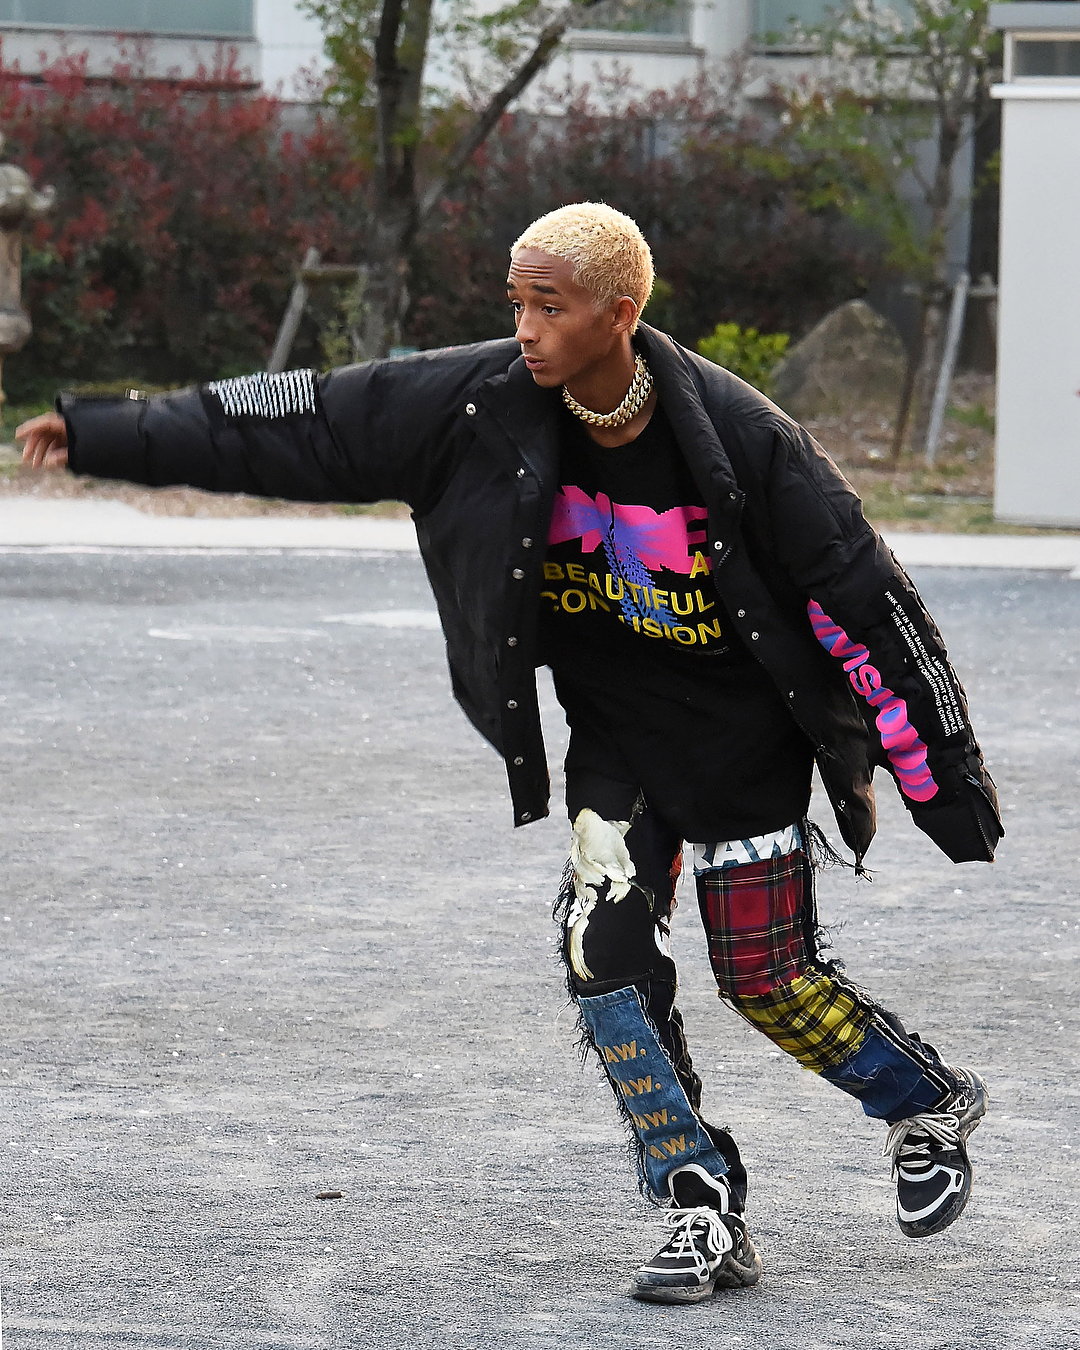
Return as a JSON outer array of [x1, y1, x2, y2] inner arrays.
[[21, 203, 1002, 1305]]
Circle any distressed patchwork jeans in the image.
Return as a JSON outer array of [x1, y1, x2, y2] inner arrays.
[[559, 780, 959, 1209]]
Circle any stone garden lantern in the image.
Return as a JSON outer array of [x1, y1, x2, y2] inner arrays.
[[0, 134, 54, 410]]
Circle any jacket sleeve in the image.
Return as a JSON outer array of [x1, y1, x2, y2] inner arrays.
[[763, 418, 1002, 864], [59, 352, 485, 513]]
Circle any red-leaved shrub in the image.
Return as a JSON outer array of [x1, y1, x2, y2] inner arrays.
[[0, 52, 890, 395], [0, 47, 367, 398]]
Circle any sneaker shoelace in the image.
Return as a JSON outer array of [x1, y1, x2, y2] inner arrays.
[[659, 1205, 733, 1271], [882, 1110, 962, 1177]]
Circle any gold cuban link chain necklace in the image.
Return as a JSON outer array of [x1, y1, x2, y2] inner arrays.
[[561, 353, 653, 430]]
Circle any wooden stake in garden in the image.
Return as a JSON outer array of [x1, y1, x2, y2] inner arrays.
[[268, 250, 367, 372], [924, 270, 969, 467]]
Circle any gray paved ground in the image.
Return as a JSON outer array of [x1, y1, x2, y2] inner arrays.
[[0, 551, 1077, 1349]]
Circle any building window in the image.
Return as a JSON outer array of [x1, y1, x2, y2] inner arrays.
[[755, 0, 913, 45], [1013, 38, 1080, 78], [0, 0, 254, 37], [582, 0, 692, 38]]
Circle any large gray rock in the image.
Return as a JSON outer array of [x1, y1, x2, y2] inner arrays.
[[772, 299, 906, 419]]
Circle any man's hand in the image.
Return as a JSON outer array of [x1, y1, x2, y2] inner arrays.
[[17, 412, 69, 470]]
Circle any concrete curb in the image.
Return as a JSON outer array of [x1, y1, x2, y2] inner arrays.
[[0, 499, 1079, 571], [881, 530, 1080, 572], [0, 498, 418, 551]]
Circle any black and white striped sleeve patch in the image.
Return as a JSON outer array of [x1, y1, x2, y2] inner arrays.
[[206, 369, 318, 419]]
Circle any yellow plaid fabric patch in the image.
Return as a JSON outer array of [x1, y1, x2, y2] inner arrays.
[[728, 969, 871, 1074]]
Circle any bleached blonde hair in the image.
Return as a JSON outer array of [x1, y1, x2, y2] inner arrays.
[[511, 202, 654, 330]]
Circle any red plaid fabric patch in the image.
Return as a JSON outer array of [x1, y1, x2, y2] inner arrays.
[[695, 850, 808, 997]]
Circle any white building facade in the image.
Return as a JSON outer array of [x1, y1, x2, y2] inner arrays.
[[990, 2, 1080, 527], [0, 0, 840, 97], [0, 1, 324, 92]]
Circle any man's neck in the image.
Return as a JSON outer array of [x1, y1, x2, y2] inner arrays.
[[562, 337, 637, 418], [563, 335, 656, 448]]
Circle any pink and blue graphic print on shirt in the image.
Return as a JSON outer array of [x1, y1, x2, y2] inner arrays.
[[548, 484, 709, 629], [807, 600, 938, 802]]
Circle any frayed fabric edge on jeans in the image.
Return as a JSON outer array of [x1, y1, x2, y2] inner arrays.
[[570, 990, 669, 1204], [800, 816, 873, 881]]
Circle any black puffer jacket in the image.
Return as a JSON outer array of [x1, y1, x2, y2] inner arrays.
[[59, 324, 1002, 866]]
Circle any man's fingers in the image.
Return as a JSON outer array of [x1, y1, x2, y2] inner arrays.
[[15, 412, 68, 471], [21, 432, 52, 467], [21, 431, 66, 470], [15, 412, 64, 441]]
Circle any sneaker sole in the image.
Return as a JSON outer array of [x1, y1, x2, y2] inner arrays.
[[714, 1242, 763, 1289], [898, 1159, 973, 1238], [632, 1242, 763, 1303], [632, 1279, 717, 1305]]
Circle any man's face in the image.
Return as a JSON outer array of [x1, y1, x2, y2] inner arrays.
[[506, 248, 625, 388]]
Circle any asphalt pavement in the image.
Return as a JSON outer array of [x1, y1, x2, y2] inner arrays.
[[1, 549, 1078, 1349]]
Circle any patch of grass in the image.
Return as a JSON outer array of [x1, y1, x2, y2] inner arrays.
[[855, 478, 1077, 534], [335, 500, 410, 518], [947, 402, 995, 433]]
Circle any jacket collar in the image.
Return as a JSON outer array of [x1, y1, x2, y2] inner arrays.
[[475, 355, 561, 483], [633, 324, 741, 504]]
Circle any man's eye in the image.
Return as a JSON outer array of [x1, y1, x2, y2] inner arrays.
[[542, 306, 559, 315]]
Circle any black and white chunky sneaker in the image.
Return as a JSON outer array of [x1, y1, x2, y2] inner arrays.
[[632, 1164, 762, 1304], [883, 1066, 989, 1238]]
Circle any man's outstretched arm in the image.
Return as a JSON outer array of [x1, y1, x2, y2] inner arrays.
[[23, 373, 374, 502], [17, 349, 510, 511]]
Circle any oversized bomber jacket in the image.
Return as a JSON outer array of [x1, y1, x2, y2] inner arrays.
[[59, 323, 1003, 867]]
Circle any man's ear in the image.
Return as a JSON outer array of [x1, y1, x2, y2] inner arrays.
[[612, 296, 639, 335]]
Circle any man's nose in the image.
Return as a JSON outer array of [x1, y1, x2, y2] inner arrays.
[[515, 312, 539, 344]]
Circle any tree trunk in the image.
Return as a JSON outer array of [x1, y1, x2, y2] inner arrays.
[[350, 216, 412, 360], [333, 0, 600, 361], [351, 0, 430, 360], [893, 103, 964, 457]]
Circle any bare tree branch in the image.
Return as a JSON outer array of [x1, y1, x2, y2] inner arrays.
[[418, 0, 600, 224], [375, 0, 405, 76], [374, 0, 406, 190]]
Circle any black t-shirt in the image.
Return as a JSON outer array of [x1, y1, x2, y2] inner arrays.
[[540, 403, 814, 843]]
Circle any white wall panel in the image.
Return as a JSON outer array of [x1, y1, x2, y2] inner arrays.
[[994, 89, 1080, 525]]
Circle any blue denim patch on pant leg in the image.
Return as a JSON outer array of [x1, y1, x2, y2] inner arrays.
[[822, 1025, 947, 1121], [578, 986, 729, 1198]]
